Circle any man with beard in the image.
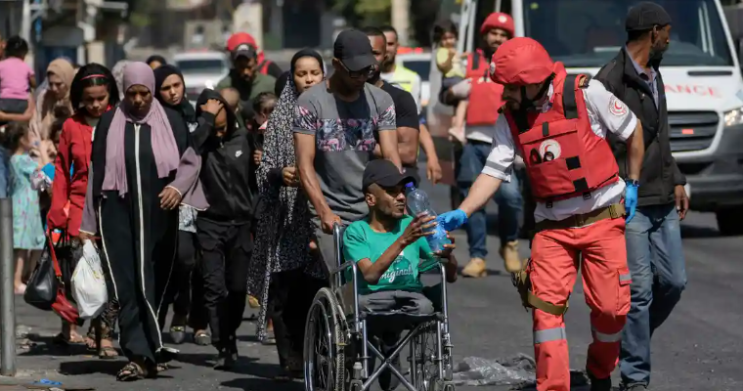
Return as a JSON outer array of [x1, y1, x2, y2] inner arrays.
[[362, 27, 420, 170], [216, 39, 276, 129], [448, 12, 524, 277], [595, 3, 688, 390], [436, 37, 646, 391], [225, 32, 283, 79], [293, 29, 402, 275], [343, 159, 458, 391]]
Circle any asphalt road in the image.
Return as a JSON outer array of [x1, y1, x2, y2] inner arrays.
[[4, 171, 743, 391]]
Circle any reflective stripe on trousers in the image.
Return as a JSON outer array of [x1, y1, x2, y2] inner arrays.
[[534, 327, 567, 344], [593, 327, 623, 343], [530, 218, 630, 391]]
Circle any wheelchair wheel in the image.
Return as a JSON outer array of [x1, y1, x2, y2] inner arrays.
[[411, 321, 454, 391], [304, 287, 348, 391]]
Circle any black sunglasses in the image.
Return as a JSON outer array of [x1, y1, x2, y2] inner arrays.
[[338, 60, 375, 79]]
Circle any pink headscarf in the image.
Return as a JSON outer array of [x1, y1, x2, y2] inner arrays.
[[102, 62, 181, 196]]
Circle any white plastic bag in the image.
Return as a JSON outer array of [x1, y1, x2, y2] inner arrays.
[[71, 240, 108, 319]]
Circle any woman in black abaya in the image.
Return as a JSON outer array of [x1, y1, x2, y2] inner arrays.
[[80, 61, 207, 381]]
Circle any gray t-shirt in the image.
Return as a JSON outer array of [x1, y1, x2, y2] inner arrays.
[[293, 82, 396, 222]]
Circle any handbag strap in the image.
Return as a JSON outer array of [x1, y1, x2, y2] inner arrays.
[[46, 229, 64, 279]]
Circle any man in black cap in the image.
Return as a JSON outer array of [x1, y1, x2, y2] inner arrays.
[[293, 29, 402, 274], [595, 2, 688, 390], [216, 42, 276, 129], [343, 159, 457, 391]]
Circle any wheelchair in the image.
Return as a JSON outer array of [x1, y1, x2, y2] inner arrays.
[[304, 224, 456, 391]]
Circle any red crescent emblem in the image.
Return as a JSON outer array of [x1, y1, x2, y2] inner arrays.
[[609, 97, 627, 116]]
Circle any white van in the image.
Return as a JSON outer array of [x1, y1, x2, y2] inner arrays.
[[446, 0, 743, 235]]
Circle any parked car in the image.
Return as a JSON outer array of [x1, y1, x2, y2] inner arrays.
[[172, 51, 230, 106]]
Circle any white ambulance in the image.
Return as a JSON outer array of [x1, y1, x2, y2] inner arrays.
[[434, 0, 743, 235]]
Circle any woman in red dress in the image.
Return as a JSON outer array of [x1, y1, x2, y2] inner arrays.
[[47, 63, 120, 358]]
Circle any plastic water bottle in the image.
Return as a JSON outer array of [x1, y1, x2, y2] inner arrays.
[[405, 183, 450, 253]]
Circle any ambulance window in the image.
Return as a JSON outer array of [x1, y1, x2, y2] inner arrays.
[[523, 0, 733, 67]]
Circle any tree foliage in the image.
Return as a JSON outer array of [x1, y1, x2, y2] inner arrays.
[[331, 0, 392, 27]]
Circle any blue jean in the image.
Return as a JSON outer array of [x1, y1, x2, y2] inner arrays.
[[620, 203, 687, 387], [456, 141, 522, 259]]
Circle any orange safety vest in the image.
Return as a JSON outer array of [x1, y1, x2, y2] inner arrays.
[[503, 63, 619, 202]]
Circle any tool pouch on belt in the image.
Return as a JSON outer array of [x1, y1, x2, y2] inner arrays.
[[512, 258, 569, 316]]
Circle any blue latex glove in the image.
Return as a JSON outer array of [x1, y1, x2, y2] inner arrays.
[[437, 209, 468, 232], [624, 181, 639, 223]]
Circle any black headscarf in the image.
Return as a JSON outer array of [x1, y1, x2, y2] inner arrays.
[[275, 71, 290, 96], [154, 64, 196, 124], [272, 49, 324, 97], [146, 55, 167, 67], [290, 48, 325, 75]]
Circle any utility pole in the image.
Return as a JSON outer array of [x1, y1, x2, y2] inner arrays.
[[0, 198, 16, 377], [391, 0, 410, 46]]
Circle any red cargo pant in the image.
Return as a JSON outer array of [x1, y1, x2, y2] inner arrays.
[[530, 217, 631, 391]]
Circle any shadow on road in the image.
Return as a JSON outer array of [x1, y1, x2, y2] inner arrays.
[[681, 224, 722, 238], [222, 377, 303, 391], [59, 360, 123, 376], [20, 334, 93, 357], [175, 352, 260, 371]]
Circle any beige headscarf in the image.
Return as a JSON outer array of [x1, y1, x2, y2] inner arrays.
[[31, 58, 75, 141]]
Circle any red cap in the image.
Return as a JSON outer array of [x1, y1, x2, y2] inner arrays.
[[490, 37, 554, 85], [481, 12, 514, 37], [226, 32, 257, 51]]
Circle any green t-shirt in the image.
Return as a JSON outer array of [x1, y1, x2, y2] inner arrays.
[[343, 216, 436, 294]]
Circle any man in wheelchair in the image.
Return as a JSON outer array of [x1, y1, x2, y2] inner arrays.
[[342, 160, 458, 390]]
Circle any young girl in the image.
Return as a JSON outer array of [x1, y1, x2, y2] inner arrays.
[[5, 122, 49, 294], [251, 91, 276, 167], [0, 36, 36, 126], [433, 21, 468, 143], [48, 64, 119, 356], [434, 21, 464, 84]]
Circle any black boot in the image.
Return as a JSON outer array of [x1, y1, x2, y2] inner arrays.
[[588, 372, 612, 391], [214, 344, 236, 370]]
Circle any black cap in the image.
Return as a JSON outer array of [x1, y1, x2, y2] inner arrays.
[[232, 43, 257, 61], [334, 29, 377, 71], [625, 2, 672, 32], [362, 160, 416, 191]]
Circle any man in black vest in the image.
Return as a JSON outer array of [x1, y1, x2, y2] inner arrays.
[[595, 3, 688, 390]]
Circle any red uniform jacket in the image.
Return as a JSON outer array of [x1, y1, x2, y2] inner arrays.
[[47, 114, 94, 236]]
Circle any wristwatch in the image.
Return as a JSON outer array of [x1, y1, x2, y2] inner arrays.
[[625, 178, 640, 187]]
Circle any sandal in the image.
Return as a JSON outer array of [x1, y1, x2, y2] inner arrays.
[[193, 331, 211, 346], [85, 336, 98, 351], [98, 345, 119, 360], [116, 361, 150, 382], [53, 332, 85, 346]]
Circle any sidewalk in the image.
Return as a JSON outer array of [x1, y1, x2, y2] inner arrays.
[[3, 297, 303, 391]]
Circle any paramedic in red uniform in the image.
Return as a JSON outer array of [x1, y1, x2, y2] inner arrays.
[[226, 32, 284, 79], [452, 12, 523, 277], [437, 38, 646, 391]]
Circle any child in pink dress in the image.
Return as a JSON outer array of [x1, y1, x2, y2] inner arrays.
[[0, 36, 36, 125]]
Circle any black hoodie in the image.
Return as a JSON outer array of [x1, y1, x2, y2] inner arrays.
[[193, 89, 255, 224]]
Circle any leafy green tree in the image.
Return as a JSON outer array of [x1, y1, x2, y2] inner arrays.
[[331, 0, 392, 27]]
